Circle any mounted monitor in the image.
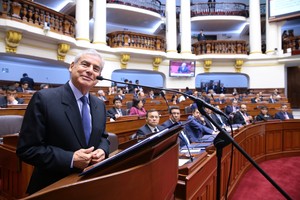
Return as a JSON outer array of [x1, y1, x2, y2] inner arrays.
[[169, 60, 196, 77], [268, 0, 300, 22]]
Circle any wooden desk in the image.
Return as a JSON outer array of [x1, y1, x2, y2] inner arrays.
[[175, 119, 300, 199]]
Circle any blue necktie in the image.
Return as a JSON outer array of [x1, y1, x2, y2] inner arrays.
[[80, 96, 91, 144]]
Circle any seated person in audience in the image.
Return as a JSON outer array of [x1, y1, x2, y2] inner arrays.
[[114, 88, 125, 100], [107, 97, 127, 121], [225, 100, 239, 116], [161, 106, 191, 148], [274, 104, 294, 120], [201, 108, 221, 132], [268, 93, 278, 103], [171, 94, 179, 105], [200, 91, 211, 104], [184, 87, 193, 95], [231, 93, 242, 102], [108, 86, 117, 95], [178, 94, 186, 103], [148, 90, 155, 99], [233, 104, 253, 125], [214, 105, 230, 127], [192, 90, 201, 98], [97, 89, 107, 101], [0, 87, 24, 107], [137, 90, 146, 103], [185, 108, 215, 143], [40, 83, 49, 90], [219, 83, 226, 94], [232, 88, 238, 96], [129, 98, 147, 117], [255, 106, 273, 121], [251, 93, 263, 103], [134, 109, 164, 139], [214, 93, 226, 104], [16, 81, 30, 93]]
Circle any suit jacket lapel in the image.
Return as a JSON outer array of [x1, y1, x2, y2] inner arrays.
[[62, 84, 86, 147]]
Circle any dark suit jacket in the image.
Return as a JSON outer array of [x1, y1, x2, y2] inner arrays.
[[274, 112, 294, 120], [256, 113, 273, 121], [107, 107, 127, 120], [135, 124, 165, 138], [185, 116, 214, 143], [16, 83, 109, 194], [233, 111, 251, 125]]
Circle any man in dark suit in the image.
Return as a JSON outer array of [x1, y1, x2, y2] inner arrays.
[[16, 49, 110, 194], [20, 73, 35, 90], [107, 97, 127, 121], [274, 104, 294, 120], [233, 104, 253, 125], [177, 62, 190, 73], [161, 106, 191, 148], [135, 109, 165, 138], [185, 108, 215, 143], [0, 87, 24, 107]]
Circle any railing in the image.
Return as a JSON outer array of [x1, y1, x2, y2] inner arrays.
[[0, 0, 75, 37], [192, 40, 247, 55], [106, 0, 162, 15], [191, 2, 248, 17], [107, 31, 165, 51]]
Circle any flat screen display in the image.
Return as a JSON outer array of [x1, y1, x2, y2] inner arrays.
[[268, 0, 300, 22], [169, 60, 196, 77]]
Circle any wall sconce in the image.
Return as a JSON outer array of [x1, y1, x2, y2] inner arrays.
[[152, 57, 162, 71], [235, 59, 244, 72], [120, 54, 130, 69], [204, 60, 212, 72]]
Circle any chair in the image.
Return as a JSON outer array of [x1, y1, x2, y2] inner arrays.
[[107, 132, 119, 153], [0, 115, 23, 137]]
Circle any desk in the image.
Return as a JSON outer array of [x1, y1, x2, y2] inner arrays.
[[175, 119, 300, 199]]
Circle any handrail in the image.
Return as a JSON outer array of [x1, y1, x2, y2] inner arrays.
[[192, 40, 247, 55], [107, 31, 166, 51], [0, 0, 76, 37]]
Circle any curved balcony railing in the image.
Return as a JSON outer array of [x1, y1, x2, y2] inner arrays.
[[0, 0, 75, 37], [106, 0, 162, 15], [192, 40, 247, 55], [191, 2, 248, 17], [107, 31, 165, 51]]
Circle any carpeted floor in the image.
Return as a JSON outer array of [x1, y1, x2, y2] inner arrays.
[[231, 156, 300, 200]]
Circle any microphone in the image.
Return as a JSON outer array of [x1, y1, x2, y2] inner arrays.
[[97, 76, 228, 119], [178, 133, 194, 162], [211, 93, 215, 101], [160, 91, 170, 109]]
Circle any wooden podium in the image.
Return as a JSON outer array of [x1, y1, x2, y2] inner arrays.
[[20, 126, 183, 200]]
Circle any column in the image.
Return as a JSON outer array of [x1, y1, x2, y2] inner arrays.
[[180, 0, 192, 54], [166, 0, 177, 54], [249, 0, 261, 54], [75, 0, 90, 42], [265, 0, 277, 55], [93, 0, 107, 46]]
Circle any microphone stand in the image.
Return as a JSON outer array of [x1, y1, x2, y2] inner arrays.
[[194, 100, 292, 200], [97, 76, 292, 200]]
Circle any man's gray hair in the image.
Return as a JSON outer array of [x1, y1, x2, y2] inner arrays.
[[74, 49, 105, 70]]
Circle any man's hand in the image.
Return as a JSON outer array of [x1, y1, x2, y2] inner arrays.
[[90, 149, 106, 164], [73, 147, 94, 169]]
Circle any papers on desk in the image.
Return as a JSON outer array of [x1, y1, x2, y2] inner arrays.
[[178, 158, 191, 166]]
